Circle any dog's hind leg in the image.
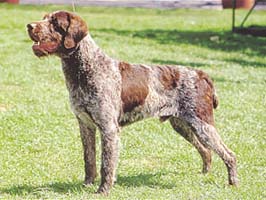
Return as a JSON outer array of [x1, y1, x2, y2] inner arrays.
[[169, 117, 212, 174], [185, 117, 238, 186]]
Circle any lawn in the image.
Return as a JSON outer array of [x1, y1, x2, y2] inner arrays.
[[0, 3, 265, 199]]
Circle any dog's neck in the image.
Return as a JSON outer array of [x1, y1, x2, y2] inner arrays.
[[61, 34, 115, 89]]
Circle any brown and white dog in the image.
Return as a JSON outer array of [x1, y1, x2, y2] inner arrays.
[[27, 11, 238, 194]]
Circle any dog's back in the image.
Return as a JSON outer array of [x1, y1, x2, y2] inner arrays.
[[118, 63, 218, 126]]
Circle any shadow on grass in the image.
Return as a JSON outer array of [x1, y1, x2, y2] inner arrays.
[[0, 181, 88, 196], [0, 172, 177, 196], [94, 28, 266, 65], [224, 57, 266, 68], [152, 59, 208, 68], [117, 172, 177, 189]]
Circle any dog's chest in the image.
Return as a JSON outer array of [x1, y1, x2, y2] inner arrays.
[[68, 86, 97, 121]]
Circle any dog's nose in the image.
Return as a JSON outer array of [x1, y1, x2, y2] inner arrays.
[[27, 23, 36, 30]]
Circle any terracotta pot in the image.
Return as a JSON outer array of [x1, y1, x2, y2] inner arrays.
[[222, 0, 255, 9], [6, 0, 19, 3]]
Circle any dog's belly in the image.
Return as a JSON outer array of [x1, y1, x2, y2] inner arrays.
[[119, 97, 179, 126], [119, 106, 146, 126]]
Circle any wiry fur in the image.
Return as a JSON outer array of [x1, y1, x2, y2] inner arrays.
[[27, 11, 238, 195]]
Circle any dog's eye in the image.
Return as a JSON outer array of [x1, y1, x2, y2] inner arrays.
[[51, 16, 57, 26], [51, 17, 61, 32]]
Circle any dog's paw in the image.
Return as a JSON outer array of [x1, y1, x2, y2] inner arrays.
[[229, 176, 239, 187], [96, 185, 110, 196], [83, 179, 94, 187]]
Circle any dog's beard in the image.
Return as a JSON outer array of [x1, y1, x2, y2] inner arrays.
[[32, 41, 59, 57]]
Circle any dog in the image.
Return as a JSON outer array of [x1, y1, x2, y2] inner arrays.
[[27, 11, 238, 195]]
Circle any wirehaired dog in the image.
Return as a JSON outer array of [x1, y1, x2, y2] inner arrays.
[[27, 11, 238, 195]]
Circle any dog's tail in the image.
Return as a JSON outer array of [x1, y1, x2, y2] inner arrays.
[[206, 77, 219, 109], [213, 89, 219, 109], [199, 70, 219, 109]]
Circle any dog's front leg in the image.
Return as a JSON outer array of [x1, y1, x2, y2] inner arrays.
[[97, 124, 120, 195], [78, 118, 97, 186]]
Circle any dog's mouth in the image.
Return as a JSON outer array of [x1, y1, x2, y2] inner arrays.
[[29, 35, 59, 57], [27, 30, 46, 57], [27, 25, 59, 57], [33, 41, 59, 57], [33, 42, 48, 57], [31, 40, 49, 57]]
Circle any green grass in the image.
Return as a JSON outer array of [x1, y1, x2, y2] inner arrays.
[[0, 3, 266, 199]]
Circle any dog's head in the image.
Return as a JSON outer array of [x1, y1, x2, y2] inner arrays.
[[27, 11, 88, 57]]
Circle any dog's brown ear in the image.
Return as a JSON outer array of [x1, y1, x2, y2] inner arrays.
[[53, 11, 88, 49], [64, 12, 88, 49]]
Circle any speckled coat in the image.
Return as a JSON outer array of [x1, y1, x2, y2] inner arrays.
[[27, 11, 238, 195]]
